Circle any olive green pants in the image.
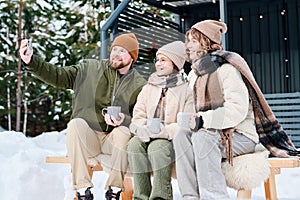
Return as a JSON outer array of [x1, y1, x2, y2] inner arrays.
[[127, 136, 174, 200]]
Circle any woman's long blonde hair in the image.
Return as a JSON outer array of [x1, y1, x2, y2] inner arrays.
[[185, 28, 223, 62]]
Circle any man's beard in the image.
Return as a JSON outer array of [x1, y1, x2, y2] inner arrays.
[[110, 58, 131, 70]]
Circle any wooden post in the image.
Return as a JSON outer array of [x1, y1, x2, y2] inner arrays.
[[264, 167, 280, 200], [237, 189, 252, 199], [121, 177, 133, 200]]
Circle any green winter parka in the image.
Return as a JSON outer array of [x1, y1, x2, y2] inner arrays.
[[26, 55, 147, 132]]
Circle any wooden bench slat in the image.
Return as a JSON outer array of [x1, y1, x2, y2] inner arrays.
[[268, 158, 300, 168], [46, 156, 69, 164], [47, 156, 299, 167]]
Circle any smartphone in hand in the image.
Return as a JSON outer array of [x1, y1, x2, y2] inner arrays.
[[26, 37, 33, 55]]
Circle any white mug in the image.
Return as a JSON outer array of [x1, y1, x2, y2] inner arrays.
[[177, 112, 193, 129], [102, 106, 121, 121], [147, 118, 162, 134]]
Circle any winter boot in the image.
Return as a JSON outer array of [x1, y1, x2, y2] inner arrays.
[[76, 187, 94, 200], [105, 186, 121, 200]]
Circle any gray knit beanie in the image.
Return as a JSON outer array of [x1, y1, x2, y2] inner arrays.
[[156, 41, 186, 70], [192, 19, 227, 44]]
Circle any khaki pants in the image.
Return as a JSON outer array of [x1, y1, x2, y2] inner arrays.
[[66, 118, 131, 191]]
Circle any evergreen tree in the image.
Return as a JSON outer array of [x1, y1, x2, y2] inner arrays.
[[0, 0, 110, 136], [0, 0, 172, 136]]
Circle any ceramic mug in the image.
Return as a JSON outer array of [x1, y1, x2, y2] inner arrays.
[[102, 106, 121, 121], [147, 118, 162, 134], [177, 112, 193, 129]]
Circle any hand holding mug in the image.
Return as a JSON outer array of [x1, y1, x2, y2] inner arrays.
[[190, 113, 204, 132], [104, 112, 124, 126], [102, 106, 121, 120], [102, 106, 123, 126], [147, 118, 163, 134], [177, 112, 193, 129]]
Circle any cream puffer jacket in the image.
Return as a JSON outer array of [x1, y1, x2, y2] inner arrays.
[[130, 81, 195, 141], [188, 64, 258, 143]]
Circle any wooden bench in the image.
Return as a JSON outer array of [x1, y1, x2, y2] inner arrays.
[[46, 152, 298, 200], [46, 92, 300, 199], [266, 158, 300, 199], [46, 155, 299, 200]]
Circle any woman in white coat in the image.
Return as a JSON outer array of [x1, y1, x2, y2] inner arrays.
[[127, 41, 194, 200], [173, 20, 259, 200]]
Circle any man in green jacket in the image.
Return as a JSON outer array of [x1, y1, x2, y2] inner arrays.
[[19, 33, 147, 200]]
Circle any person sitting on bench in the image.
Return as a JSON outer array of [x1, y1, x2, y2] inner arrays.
[[127, 41, 194, 199], [173, 19, 299, 200], [19, 33, 147, 200]]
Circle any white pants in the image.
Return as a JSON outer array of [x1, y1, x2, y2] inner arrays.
[[173, 129, 256, 200], [66, 118, 131, 191]]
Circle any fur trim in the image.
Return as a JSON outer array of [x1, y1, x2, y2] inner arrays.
[[221, 150, 270, 190]]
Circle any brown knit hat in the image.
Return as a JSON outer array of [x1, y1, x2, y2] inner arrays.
[[192, 19, 227, 44], [156, 41, 186, 70], [111, 33, 139, 63]]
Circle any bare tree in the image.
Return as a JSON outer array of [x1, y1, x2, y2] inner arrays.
[[23, 71, 28, 136], [16, 0, 23, 132], [6, 26, 12, 131]]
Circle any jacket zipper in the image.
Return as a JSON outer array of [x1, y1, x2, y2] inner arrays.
[[105, 70, 131, 131], [112, 70, 132, 105]]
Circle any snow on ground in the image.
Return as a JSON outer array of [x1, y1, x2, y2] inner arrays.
[[0, 130, 299, 200]]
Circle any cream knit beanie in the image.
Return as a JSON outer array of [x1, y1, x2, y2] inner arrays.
[[156, 41, 186, 70], [192, 19, 227, 44]]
